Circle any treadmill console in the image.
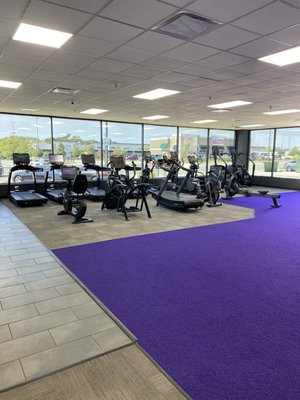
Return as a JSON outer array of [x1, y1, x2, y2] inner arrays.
[[110, 155, 125, 170], [61, 166, 78, 180], [49, 154, 64, 165], [81, 154, 95, 165], [13, 153, 30, 165]]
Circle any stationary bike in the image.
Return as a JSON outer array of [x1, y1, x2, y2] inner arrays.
[[57, 166, 93, 224]]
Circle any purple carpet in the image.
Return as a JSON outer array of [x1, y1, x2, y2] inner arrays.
[[53, 192, 300, 400]]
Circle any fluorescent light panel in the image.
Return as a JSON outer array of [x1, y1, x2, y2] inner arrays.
[[208, 100, 252, 109], [258, 45, 300, 66], [21, 108, 39, 111], [142, 115, 170, 120], [133, 88, 180, 100], [192, 119, 218, 124], [13, 23, 73, 48], [80, 108, 108, 115], [0, 80, 22, 89], [262, 109, 300, 115]]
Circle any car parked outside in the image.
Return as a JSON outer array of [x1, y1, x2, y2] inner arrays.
[[11, 163, 98, 183], [0, 160, 3, 175], [284, 160, 297, 171]]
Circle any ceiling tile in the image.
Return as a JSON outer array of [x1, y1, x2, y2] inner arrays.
[[152, 71, 194, 83], [120, 65, 166, 79], [232, 2, 300, 35], [229, 60, 274, 74], [126, 31, 184, 53], [79, 16, 144, 44], [231, 37, 290, 58], [143, 55, 188, 70], [0, 17, 20, 38], [158, 0, 193, 6], [269, 24, 300, 46], [194, 25, 260, 50], [22, 0, 92, 32], [197, 52, 250, 69], [5, 41, 57, 60], [51, 50, 98, 68], [1, 0, 29, 19], [164, 42, 219, 62], [63, 35, 119, 57], [44, 0, 111, 13], [186, 0, 273, 23], [87, 58, 134, 73], [107, 47, 155, 64], [100, 0, 178, 29]]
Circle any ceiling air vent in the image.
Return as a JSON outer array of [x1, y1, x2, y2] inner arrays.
[[50, 87, 80, 95], [151, 11, 222, 41]]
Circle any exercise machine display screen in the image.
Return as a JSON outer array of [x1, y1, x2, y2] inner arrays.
[[61, 166, 78, 180], [110, 156, 125, 170], [81, 154, 95, 165], [13, 153, 30, 165], [49, 154, 64, 165]]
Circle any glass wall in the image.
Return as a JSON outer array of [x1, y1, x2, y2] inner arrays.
[[249, 129, 275, 177], [144, 124, 177, 178], [208, 129, 235, 171], [273, 128, 300, 179], [0, 112, 238, 187], [103, 122, 142, 167], [0, 114, 51, 183], [178, 127, 208, 176]]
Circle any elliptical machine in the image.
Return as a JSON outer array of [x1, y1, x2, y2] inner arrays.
[[57, 166, 93, 224], [178, 155, 222, 207]]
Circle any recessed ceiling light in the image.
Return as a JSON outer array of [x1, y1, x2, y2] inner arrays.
[[210, 109, 231, 113], [21, 108, 39, 112], [191, 119, 218, 124], [80, 108, 108, 115], [13, 23, 73, 48], [258, 45, 300, 66], [151, 11, 222, 41], [0, 80, 22, 89], [133, 88, 180, 100], [51, 87, 80, 95], [238, 124, 264, 128], [142, 115, 170, 120], [262, 109, 300, 115], [208, 100, 252, 109]]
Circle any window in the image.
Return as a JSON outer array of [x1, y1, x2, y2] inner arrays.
[[208, 129, 235, 171], [52, 118, 101, 181], [144, 124, 177, 178], [178, 127, 208, 176], [273, 127, 300, 178], [0, 114, 51, 183], [249, 129, 275, 176]]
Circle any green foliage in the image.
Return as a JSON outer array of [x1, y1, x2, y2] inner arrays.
[[288, 146, 300, 157], [0, 136, 31, 158]]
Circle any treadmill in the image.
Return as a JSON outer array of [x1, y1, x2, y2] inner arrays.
[[8, 153, 48, 206], [152, 152, 204, 210], [44, 154, 65, 203], [81, 154, 110, 201]]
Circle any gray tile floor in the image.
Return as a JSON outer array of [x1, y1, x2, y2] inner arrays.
[[0, 202, 132, 392]]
